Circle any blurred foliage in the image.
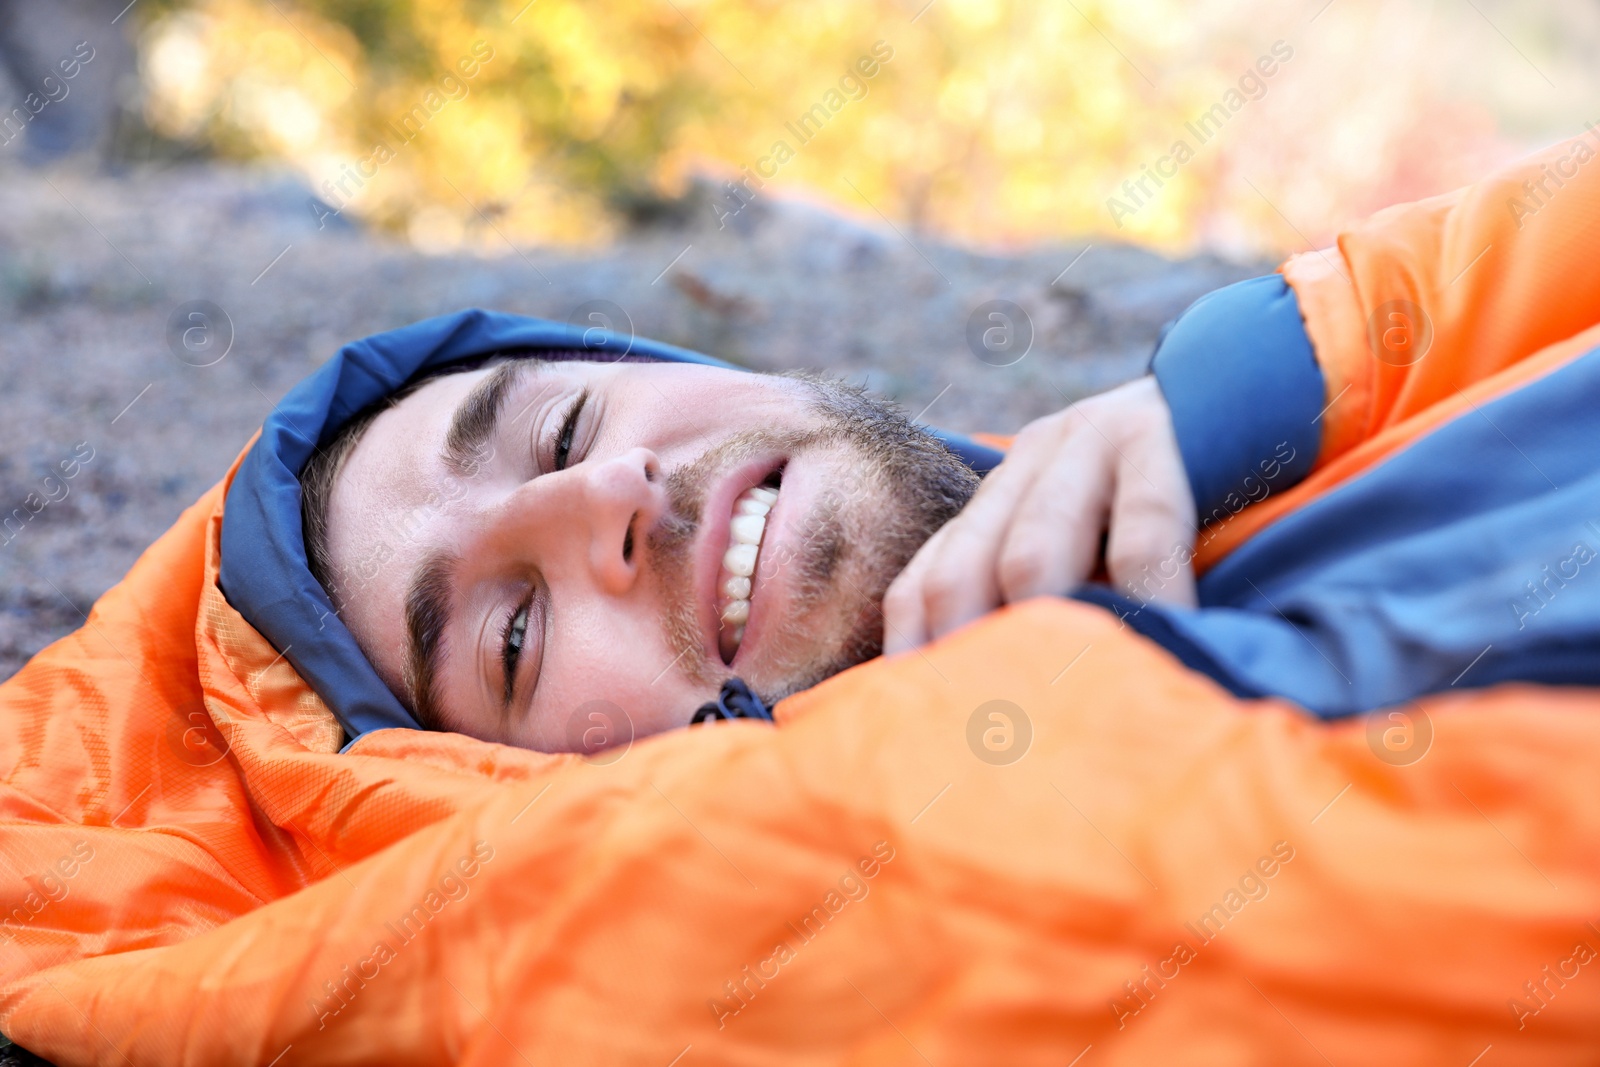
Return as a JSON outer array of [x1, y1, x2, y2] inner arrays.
[[134, 0, 1584, 253]]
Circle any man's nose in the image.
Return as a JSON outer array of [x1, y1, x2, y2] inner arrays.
[[562, 447, 664, 594]]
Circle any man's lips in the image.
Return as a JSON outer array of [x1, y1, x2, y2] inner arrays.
[[694, 454, 786, 669]]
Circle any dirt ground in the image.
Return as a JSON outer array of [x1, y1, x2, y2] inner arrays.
[[0, 160, 1261, 679]]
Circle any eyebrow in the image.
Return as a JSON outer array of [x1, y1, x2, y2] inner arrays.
[[403, 548, 459, 732], [443, 360, 534, 478]]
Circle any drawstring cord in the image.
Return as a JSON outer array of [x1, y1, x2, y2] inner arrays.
[[691, 677, 773, 725]]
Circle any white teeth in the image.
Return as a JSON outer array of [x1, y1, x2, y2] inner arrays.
[[730, 513, 766, 545], [718, 482, 780, 662], [724, 542, 757, 577]]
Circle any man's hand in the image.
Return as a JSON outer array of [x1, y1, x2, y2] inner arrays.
[[883, 376, 1198, 655]]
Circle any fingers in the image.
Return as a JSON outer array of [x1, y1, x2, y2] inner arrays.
[[1103, 395, 1199, 608], [881, 524, 948, 656], [882, 418, 1064, 654], [883, 374, 1199, 657], [1104, 480, 1197, 608], [991, 407, 1115, 603]]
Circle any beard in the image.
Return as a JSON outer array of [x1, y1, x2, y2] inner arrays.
[[644, 372, 980, 704]]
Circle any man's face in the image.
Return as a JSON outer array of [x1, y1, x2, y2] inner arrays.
[[321, 357, 976, 751]]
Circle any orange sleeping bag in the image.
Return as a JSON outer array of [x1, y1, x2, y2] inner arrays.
[[2, 142, 1599, 1065]]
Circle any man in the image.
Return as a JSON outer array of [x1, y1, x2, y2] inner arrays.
[[5, 143, 1600, 1064], [272, 136, 1600, 754], [291, 343, 1195, 751]]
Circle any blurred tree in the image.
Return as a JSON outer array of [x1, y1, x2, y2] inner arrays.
[[129, 0, 1574, 254]]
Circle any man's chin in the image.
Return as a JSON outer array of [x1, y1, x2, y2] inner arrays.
[[741, 586, 889, 706]]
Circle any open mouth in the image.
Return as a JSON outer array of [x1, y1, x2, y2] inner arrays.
[[716, 467, 782, 665]]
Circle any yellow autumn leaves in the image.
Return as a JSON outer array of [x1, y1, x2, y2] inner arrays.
[[136, 0, 1523, 254]]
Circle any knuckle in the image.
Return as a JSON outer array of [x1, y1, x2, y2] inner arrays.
[[1016, 415, 1068, 449], [996, 545, 1049, 600], [919, 569, 967, 618], [1108, 531, 1182, 587], [882, 579, 919, 619], [1011, 423, 1049, 452], [1105, 539, 1155, 579]]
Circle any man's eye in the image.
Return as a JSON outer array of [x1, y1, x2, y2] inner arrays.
[[501, 602, 530, 705], [551, 389, 589, 471]]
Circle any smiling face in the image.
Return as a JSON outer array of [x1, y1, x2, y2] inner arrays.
[[307, 355, 977, 751]]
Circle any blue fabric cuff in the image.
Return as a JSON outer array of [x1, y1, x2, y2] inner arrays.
[[1149, 274, 1323, 529]]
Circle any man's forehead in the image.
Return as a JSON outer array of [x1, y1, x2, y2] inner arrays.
[[339, 368, 490, 520], [322, 360, 542, 697], [349, 359, 565, 484]]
